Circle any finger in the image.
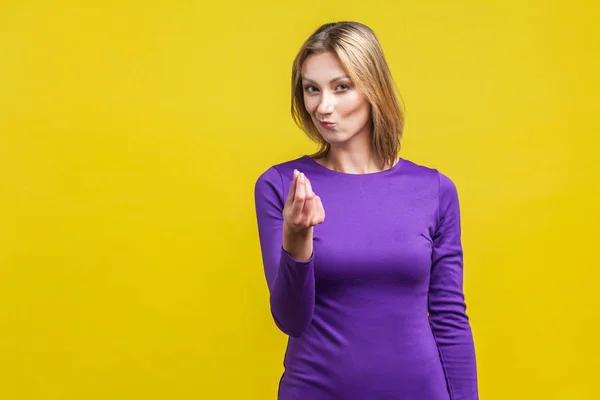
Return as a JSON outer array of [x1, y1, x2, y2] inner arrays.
[[285, 169, 300, 207], [292, 173, 307, 215], [301, 175, 317, 218], [314, 196, 325, 224], [304, 175, 315, 199], [301, 176, 319, 224]]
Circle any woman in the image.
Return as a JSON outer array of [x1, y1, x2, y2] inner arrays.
[[254, 21, 478, 399]]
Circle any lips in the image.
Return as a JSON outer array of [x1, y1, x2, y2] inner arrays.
[[319, 120, 335, 129]]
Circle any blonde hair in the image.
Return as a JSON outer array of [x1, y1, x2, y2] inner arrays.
[[291, 21, 405, 170]]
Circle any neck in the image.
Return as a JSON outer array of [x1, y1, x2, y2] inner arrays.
[[322, 148, 393, 174]]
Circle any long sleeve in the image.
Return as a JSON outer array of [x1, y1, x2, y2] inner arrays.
[[254, 166, 315, 338], [428, 172, 479, 400]]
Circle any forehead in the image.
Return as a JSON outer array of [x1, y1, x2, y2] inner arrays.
[[301, 51, 348, 79]]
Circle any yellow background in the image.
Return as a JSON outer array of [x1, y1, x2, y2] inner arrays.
[[1, 1, 598, 399]]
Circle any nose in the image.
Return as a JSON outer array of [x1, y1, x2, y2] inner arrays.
[[316, 91, 335, 116]]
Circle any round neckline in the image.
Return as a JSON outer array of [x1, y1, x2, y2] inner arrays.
[[302, 155, 404, 177]]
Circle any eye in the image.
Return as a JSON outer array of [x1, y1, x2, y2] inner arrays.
[[336, 84, 350, 91], [304, 85, 318, 93]]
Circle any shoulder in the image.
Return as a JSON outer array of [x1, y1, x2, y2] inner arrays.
[[400, 159, 461, 231], [399, 158, 459, 198], [255, 156, 311, 185], [400, 158, 455, 184]]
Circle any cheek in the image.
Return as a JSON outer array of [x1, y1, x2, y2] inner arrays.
[[339, 93, 368, 118], [303, 95, 317, 113]]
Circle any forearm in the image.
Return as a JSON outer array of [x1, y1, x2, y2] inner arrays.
[[429, 314, 478, 400], [269, 247, 315, 338], [282, 224, 313, 261]]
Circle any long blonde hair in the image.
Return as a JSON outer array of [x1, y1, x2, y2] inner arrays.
[[291, 21, 405, 170]]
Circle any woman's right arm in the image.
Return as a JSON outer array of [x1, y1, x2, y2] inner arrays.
[[254, 167, 325, 338]]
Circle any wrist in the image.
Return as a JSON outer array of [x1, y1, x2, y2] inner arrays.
[[283, 222, 312, 237], [282, 224, 313, 261]]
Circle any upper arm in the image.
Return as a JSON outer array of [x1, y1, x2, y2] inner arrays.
[[254, 166, 285, 288], [429, 171, 467, 324]]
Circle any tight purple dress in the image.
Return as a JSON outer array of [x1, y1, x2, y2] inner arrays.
[[254, 155, 478, 400]]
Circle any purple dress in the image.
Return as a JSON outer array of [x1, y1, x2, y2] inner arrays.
[[254, 155, 478, 400]]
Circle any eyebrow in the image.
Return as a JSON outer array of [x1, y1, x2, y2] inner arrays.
[[301, 75, 350, 84]]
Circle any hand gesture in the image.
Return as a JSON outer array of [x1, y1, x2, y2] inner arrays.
[[283, 169, 325, 233]]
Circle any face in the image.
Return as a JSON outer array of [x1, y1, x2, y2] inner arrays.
[[301, 52, 371, 147]]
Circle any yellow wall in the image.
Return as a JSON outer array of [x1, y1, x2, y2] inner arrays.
[[1, 1, 598, 399]]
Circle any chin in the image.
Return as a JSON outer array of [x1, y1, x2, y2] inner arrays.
[[317, 130, 346, 143], [324, 135, 361, 149]]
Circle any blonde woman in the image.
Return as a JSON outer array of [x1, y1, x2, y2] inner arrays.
[[254, 21, 478, 400]]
